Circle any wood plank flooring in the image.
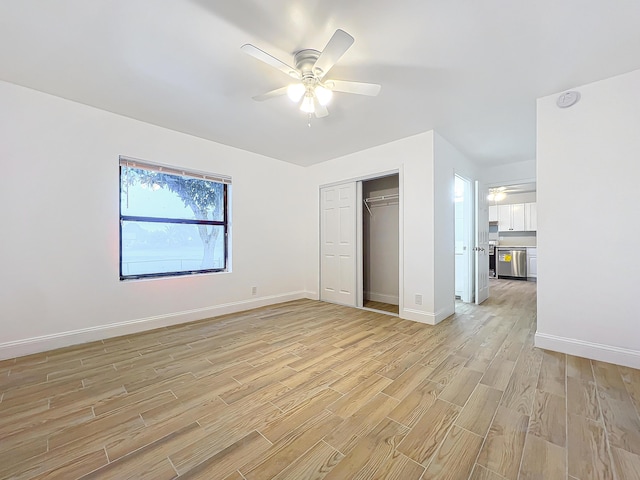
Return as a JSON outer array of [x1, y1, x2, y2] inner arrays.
[[1, 279, 639, 479], [363, 300, 399, 315]]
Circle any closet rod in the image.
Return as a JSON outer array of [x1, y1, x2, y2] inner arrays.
[[364, 193, 399, 203]]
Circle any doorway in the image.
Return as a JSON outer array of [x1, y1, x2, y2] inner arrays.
[[454, 175, 473, 303], [362, 175, 399, 314]]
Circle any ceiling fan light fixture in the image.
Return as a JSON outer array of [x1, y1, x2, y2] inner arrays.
[[300, 94, 315, 114], [242, 29, 380, 119], [314, 85, 333, 106], [287, 83, 305, 102]]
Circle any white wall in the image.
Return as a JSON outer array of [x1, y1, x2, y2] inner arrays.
[[363, 176, 399, 305], [434, 133, 478, 314], [536, 68, 640, 368], [305, 131, 475, 324], [0, 81, 307, 359], [304, 132, 433, 322]]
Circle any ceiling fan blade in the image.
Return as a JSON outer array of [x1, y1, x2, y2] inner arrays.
[[314, 100, 329, 118], [328, 80, 381, 96], [252, 86, 288, 101], [241, 44, 300, 79], [313, 29, 354, 79]]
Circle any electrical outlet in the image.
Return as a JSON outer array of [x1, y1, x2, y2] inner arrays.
[[251, 286, 257, 296], [415, 294, 422, 305]]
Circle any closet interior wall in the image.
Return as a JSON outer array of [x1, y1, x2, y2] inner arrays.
[[362, 175, 399, 308]]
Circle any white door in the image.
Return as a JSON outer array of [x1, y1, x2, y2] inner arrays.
[[455, 175, 473, 303], [475, 181, 490, 304], [320, 183, 357, 306]]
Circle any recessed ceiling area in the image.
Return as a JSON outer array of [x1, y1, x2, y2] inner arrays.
[[1, 0, 639, 167]]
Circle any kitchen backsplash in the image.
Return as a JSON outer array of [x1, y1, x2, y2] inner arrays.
[[498, 231, 537, 246]]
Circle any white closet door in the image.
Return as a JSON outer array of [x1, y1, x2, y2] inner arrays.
[[320, 183, 357, 306]]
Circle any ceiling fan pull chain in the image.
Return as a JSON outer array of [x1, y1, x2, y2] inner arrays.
[[308, 113, 312, 128]]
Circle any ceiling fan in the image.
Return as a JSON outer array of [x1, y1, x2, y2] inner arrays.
[[241, 29, 381, 118]]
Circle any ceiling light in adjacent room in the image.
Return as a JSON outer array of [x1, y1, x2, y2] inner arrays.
[[487, 188, 507, 202]]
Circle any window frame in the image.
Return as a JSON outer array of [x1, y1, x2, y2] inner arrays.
[[118, 157, 231, 281]]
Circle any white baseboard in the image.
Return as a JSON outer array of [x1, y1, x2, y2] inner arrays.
[[0, 291, 308, 361], [304, 290, 319, 300], [364, 291, 399, 305], [436, 306, 456, 324], [402, 308, 436, 325], [535, 332, 640, 369], [401, 306, 453, 325]]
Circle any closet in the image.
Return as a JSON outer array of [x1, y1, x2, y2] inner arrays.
[[320, 173, 399, 315], [362, 175, 399, 314]]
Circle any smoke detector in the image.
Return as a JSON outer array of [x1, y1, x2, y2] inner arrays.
[[556, 91, 581, 108]]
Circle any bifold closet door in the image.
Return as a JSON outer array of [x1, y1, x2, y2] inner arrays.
[[320, 183, 357, 307]]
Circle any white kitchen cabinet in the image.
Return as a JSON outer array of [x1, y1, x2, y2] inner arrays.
[[512, 203, 525, 231], [498, 205, 510, 231], [527, 247, 537, 279], [489, 205, 498, 222], [525, 202, 537, 231], [498, 203, 525, 231]]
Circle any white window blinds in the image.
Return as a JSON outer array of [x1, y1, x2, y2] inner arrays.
[[119, 156, 232, 185]]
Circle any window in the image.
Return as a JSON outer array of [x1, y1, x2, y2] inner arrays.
[[119, 157, 231, 280]]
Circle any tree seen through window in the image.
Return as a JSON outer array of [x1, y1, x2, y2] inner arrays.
[[119, 160, 229, 279]]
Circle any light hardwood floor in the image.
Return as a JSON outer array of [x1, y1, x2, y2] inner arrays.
[[363, 300, 399, 315], [1, 280, 639, 479]]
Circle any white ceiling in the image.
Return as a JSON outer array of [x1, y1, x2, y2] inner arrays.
[[1, 1, 639, 167], [497, 183, 536, 194]]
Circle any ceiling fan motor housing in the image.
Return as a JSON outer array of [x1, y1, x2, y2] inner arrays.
[[294, 49, 322, 82]]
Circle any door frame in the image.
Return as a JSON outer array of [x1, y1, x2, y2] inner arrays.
[[319, 168, 402, 314]]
